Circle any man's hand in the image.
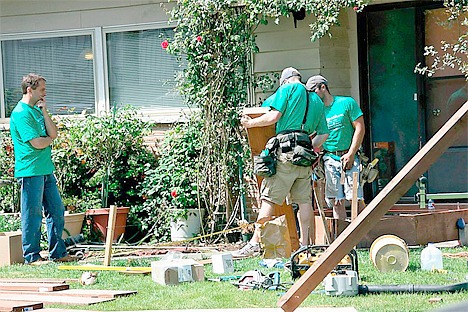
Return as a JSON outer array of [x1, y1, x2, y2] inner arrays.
[[341, 152, 355, 170], [240, 115, 252, 128], [36, 99, 47, 111]]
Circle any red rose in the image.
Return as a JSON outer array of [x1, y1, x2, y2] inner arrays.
[[170, 190, 177, 198], [196, 36, 202, 42], [161, 40, 169, 49]]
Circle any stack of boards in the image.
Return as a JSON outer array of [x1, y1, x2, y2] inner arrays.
[[0, 278, 135, 312]]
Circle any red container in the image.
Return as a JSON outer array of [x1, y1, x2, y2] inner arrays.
[[86, 207, 129, 242]]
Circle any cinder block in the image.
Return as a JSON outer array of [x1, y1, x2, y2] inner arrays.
[[0, 231, 23, 266]]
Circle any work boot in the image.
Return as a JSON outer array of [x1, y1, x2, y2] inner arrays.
[[28, 257, 51, 266], [232, 242, 261, 258]]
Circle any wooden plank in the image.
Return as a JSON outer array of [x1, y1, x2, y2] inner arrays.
[[0, 294, 112, 306], [0, 289, 135, 299], [104, 205, 118, 266], [243, 108, 300, 251], [0, 279, 74, 284], [0, 283, 68, 292], [351, 172, 359, 221], [0, 300, 43, 312], [278, 101, 468, 311], [358, 209, 468, 247]]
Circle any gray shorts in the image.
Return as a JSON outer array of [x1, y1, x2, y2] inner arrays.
[[323, 155, 363, 201]]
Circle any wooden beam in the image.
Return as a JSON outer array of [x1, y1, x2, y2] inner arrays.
[[0, 283, 68, 292], [103, 205, 118, 266], [278, 101, 468, 311], [351, 172, 359, 221]]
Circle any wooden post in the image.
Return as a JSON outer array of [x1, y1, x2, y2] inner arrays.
[[278, 102, 468, 312], [103, 205, 118, 266], [351, 172, 359, 221], [313, 183, 331, 244]]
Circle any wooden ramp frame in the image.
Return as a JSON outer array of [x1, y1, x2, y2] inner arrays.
[[278, 102, 468, 311]]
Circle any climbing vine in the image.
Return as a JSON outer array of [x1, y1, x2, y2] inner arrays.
[[164, 0, 367, 235]]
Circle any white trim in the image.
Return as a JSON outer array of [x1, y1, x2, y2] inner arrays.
[[93, 27, 107, 116], [0, 28, 95, 41], [0, 43, 5, 119], [102, 21, 177, 33]]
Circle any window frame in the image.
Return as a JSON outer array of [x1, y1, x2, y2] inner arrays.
[[0, 28, 98, 120], [0, 22, 190, 124]]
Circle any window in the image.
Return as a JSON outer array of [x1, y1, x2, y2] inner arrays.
[[2, 34, 95, 116], [106, 28, 185, 111]]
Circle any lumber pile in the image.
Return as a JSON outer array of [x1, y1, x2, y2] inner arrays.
[[0, 278, 136, 312]]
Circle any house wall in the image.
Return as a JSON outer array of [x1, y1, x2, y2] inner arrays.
[[253, 11, 358, 104], [0, 0, 175, 32]]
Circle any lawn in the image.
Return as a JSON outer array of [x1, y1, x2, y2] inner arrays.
[[0, 245, 467, 311]]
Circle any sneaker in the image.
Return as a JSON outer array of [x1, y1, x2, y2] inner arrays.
[[29, 257, 51, 266], [53, 254, 79, 263], [232, 242, 261, 258]]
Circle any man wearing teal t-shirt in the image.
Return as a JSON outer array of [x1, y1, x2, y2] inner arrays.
[[306, 75, 365, 221], [233, 67, 329, 257], [10, 73, 76, 264]]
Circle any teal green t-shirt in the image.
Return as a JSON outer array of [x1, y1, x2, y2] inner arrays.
[[261, 82, 324, 135], [304, 92, 329, 135], [10, 101, 55, 178], [322, 96, 363, 153]]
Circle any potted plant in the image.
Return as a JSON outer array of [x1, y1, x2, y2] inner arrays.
[[54, 106, 152, 242], [139, 117, 205, 242]]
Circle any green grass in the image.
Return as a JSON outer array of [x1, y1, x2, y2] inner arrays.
[[0, 246, 467, 311]]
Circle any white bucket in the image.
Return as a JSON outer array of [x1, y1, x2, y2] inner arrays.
[[370, 234, 409, 273], [170, 208, 204, 241]]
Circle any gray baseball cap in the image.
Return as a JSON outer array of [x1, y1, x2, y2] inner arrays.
[[306, 75, 328, 91], [280, 67, 301, 85]]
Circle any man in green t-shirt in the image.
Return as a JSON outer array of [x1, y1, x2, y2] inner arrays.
[[232, 67, 329, 257], [306, 75, 365, 221], [10, 73, 76, 264]]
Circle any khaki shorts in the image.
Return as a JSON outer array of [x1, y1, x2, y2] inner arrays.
[[260, 156, 312, 205]]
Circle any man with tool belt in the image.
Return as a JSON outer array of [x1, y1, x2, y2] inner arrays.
[[306, 75, 365, 221], [233, 67, 329, 257]]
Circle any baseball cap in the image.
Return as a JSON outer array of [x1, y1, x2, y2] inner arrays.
[[306, 75, 328, 91], [280, 67, 301, 86]]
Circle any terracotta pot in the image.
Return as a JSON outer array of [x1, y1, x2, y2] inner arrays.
[[85, 207, 129, 242]]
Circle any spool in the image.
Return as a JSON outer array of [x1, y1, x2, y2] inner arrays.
[[370, 234, 409, 273]]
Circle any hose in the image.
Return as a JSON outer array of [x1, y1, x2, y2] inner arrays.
[[358, 282, 468, 294]]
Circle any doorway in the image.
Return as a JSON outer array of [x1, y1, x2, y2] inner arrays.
[[359, 2, 468, 200]]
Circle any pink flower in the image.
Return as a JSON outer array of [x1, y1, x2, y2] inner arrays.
[[196, 36, 202, 42], [170, 189, 178, 198], [161, 40, 169, 49], [353, 6, 359, 11]]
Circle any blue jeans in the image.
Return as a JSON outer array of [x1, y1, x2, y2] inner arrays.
[[19, 174, 67, 263]]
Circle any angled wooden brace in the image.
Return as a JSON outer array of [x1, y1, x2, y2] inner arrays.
[[278, 101, 468, 311]]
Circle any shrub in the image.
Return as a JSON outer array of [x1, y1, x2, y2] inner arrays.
[[134, 116, 204, 242]]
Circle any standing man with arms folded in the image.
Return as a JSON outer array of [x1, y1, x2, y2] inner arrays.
[[10, 73, 76, 264], [232, 67, 329, 257], [306, 75, 365, 221]]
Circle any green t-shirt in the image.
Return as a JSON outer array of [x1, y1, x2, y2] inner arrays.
[[322, 96, 363, 153], [10, 101, 55, 178], [261, 82, 327, 135]]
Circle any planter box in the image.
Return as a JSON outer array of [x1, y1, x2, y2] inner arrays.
[[0, 231, 23, 266], [86, 207, 129, 242], [63, 212, 85, 240]]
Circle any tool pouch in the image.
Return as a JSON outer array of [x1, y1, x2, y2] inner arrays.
[[291, 145, 318, 167], [291, 132, 318, 167], [254, 136, 278, 177], [254, 154, 277, 177]]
